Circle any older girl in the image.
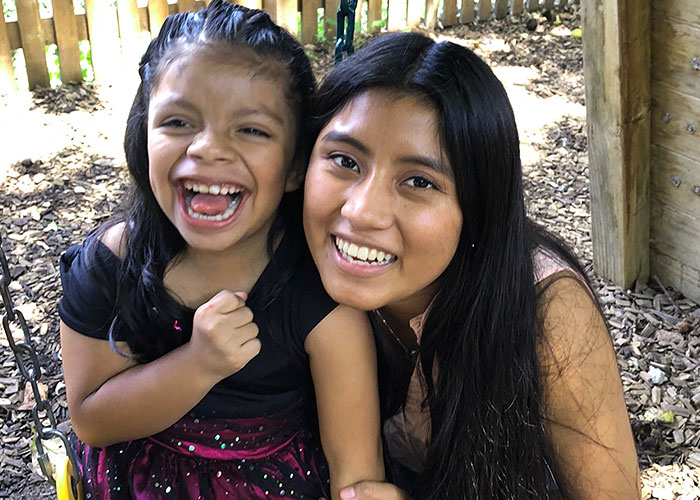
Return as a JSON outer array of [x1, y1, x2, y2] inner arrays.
[[304, 32, 640, 500]]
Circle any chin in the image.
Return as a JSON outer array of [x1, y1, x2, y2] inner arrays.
[[323, 282, 386, 312]]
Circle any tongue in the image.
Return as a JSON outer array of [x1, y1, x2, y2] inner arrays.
[[190, 193, 232, 216]]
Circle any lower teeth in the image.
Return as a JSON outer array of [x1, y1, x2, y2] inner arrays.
[[186, 197, 240, 221]]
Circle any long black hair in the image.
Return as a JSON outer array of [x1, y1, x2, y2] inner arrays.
[[312, 32, 589, 499], [95, 0, 315, 362]]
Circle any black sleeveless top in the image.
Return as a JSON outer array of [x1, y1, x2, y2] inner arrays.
[[58, 229, 337, 419]]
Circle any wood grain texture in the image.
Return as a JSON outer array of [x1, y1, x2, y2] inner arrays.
[[16, 0, 49, 88], [0, 2, 16, 92], [650, 251, 700, 304], [651, 85, 700, 161], [651, 18, 700, 101], [650, 145, 700, 218], [478, 0, 491, 20], [52, 0, 81, 83], [301, 0, 317, 43], [652, 0, 700, 28], [527, 0, 539, 11], [582, 0, 651, 288]]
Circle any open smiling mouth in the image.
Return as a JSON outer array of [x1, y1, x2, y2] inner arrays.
[[334, 236, 397, 266], [183, 181, 246, 221]]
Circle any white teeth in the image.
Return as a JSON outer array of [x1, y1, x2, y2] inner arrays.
[[333, 236, 395, 266], [184, 182, 243, 194]]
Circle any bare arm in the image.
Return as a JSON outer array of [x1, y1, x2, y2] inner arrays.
[[538, 275, 641, 500], [306, 305, 385, 500]]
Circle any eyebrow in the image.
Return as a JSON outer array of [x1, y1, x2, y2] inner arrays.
[[154, 97, 284, 125], [320, 131, 450, 175]]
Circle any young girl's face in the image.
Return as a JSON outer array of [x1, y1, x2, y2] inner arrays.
[[147, 52, 298, 255], [304, 90, 463, 317]]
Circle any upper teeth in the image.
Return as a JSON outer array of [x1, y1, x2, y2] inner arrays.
[[184, 181, 243, 196], [335, 236, 394, 264]]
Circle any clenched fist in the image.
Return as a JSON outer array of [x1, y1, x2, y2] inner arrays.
[[188, 290, 261, 380]]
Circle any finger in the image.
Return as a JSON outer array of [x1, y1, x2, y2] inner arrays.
[[340, 481, 408, 500], [227, 307, 256, 329], [239, 337, 262, 361], [206, 290, 247, 313]]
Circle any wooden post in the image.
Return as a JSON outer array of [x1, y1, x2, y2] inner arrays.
[[85, 0, 122, 82], [117, 0, 143, 74], [355, 0, 365, 32], [494, 0, 508, 18], [148, 0, 170, 38], [582, 0, 651, 288], [276, 0, 298, 35], [368, 0, 382, 31], [301, 0, 317, 43], [543, 0, 554, 9], [526, 0, 539, 12], [512, 0, 524, 15], [16, 0, 49, 89], [478, 0, 491, 20], [425, 0, 438, 29], [460, 0, 475, 23], [263, 0, 277, 21], [0, 2, 16, 92], [325, 0, 339, 38], [443, 0, 457, 27], [178, 0, 197, 11], [52, 0, 82, 83]]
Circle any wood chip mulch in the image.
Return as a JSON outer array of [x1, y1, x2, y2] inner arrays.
[[0, 5, 698, 499]]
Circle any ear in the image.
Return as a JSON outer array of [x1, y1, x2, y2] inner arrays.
[[284, 158, 305, 192]]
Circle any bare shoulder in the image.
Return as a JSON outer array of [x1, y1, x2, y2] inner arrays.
[[99, 222, 128, 258]]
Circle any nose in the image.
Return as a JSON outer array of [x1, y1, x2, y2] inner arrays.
[[340, 174, 394, 230], [187, 126, 234, 163]]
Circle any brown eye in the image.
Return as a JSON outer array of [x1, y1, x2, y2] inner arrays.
[[405, 176, 436, 190], [331, 154, 358, 172]]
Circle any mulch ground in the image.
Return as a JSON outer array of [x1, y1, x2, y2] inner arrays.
[[1, 5, 698, 499]]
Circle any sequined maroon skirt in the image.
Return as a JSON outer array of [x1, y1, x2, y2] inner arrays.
[[74, 409, 330, 499]]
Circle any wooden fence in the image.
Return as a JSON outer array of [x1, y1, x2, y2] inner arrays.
[[1, 0, 574, 91]]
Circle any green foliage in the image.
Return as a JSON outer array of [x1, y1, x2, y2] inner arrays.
[[46, 44, 60, 88], [370, 19, 387, 30], [317, 9, 327, 43]]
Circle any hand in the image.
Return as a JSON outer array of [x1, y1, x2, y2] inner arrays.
[[321, 481, 410, 500], [189, 290, 261, 379]]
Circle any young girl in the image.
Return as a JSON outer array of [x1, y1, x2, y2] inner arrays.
[[304, 33, 640, 499], [58, 2, 383, 498]]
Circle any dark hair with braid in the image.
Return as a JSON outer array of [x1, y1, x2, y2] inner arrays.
[[312, 32, 592, 500], [91, 0, 315, 362]]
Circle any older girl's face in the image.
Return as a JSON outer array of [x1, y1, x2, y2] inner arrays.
[[303, 90, 463, 317]]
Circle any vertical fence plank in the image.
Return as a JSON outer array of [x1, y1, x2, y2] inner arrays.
[[512, 0, 524, 14], [544, 0, 554, 8], [425, 0, 438, 28], [526, 0, 538, 11], [367, 0, 382, 31], [16, 0, 49, 89], [277, 0, 298, 34], [559, 0, 568, 7], [301, 0, 317, 42], [262, 0, 277, 21], [355, 0, 365, 32], [238, 0, 263, 9], [443, 0, 457, 26], [478, 0, 491, 19], [178, 0, 197, 11], [387, 0, 406, 30], [117, 0, 142, 74], [0, 3, 16, 92], [85, 0, 122, 82], [406, 0, 422, 27], [52, 0, 82, 83], [325, 0, 339, 39], [494, 0, 508, 18], [460, 0, 475, 23], [148, 0, 170, 38]]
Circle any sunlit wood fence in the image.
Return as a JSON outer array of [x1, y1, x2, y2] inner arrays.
[[1, 0, 574, 92]]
